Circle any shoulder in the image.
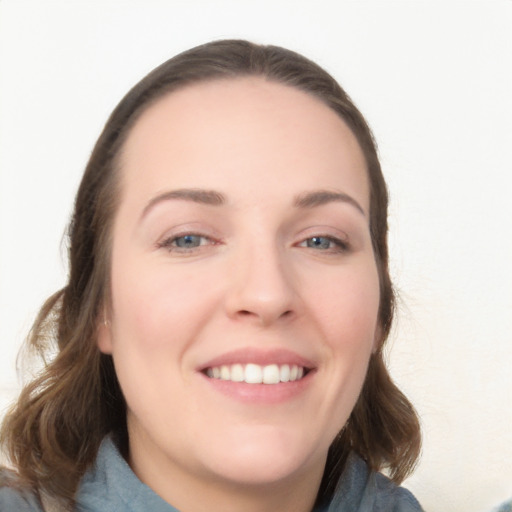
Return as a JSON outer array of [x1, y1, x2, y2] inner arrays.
[[492, 499, 512, 512], [366, 470, 423, 512], [0, 469, 43, 512], [324, 453, 424, 512]]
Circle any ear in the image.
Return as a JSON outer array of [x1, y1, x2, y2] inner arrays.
[[97, 314, 113, 354]]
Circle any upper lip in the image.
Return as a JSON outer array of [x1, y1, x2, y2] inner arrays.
[[198, 347, 316, 371]]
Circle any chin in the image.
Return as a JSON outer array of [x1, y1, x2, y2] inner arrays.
[[207, 455, 313, 487], [198, 426, 327, 486]]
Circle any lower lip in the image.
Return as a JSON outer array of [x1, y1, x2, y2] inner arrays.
[[199, 371, 314, 404]]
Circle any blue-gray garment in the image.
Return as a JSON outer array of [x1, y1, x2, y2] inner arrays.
[[0, 437, 423, 511]]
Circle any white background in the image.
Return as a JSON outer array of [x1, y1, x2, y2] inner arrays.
[[0, 1, 511, 511]]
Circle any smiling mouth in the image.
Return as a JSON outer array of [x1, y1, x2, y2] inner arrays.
[[203, 363, 310, 384]]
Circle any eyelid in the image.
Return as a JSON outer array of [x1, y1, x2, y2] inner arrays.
[[157, 233, 218, 253], [298, 235, 349, 251], [154, 223, 222, 252], [294, 226, 351, 253], [295, 226, 349, 242]]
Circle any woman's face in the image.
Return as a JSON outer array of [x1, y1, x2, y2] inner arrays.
[[98, 78, 380, 495]]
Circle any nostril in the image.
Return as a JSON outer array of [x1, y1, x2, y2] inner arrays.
[[234, 308, 294, 323]]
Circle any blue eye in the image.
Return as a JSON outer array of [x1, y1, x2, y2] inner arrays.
[[173, 234, 204, 248], [158, 233, 212, 253], [306, 236, 332, 249], [299, 236, 348, 252]]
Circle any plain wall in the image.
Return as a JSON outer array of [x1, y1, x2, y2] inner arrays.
[[0, 1, 511, 511]]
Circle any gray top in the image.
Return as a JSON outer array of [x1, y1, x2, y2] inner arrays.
[[0, 437, 423, 511]]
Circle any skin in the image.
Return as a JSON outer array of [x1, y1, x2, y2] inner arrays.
[[98, 77, 381, 512]]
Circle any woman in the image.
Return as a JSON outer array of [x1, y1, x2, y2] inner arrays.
[[0, 40, 422, 511]]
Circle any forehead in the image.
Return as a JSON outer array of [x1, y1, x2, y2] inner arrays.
[[118, 77, 369, 211]]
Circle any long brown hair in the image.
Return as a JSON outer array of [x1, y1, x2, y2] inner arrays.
[[1, 39, 421, 505]]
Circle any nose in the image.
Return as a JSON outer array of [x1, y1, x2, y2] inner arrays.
[[224, 242, 298, 326]]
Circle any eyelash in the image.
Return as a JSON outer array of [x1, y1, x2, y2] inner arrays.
[[157, 233, 216, 252], [297, 235, 349, 253], [157, 233, 349, 255]]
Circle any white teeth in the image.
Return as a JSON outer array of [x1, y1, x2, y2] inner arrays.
[[245, 363, 263, 384], [262, 364, 280, 384], [205, 363, 306, 384], [280, 364, 290, 382], [220, 365, 230, 381], [231, 363, 244, 382]]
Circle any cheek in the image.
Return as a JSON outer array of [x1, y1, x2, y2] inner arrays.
[[301, 263, 380, 440], [110, 259, 220, 356], [309, 262, 381, 346]]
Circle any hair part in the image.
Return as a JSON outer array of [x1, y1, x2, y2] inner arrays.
[[1, 39, 420, 505]]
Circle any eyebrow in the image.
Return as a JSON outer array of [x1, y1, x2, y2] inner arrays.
[[140, 187, 365, 220], [141, 188, 226, 219], [293, 190, 366, 216]]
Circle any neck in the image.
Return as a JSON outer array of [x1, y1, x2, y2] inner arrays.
[[151, 471, 323, 512], [127, 435, 325, 512]]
